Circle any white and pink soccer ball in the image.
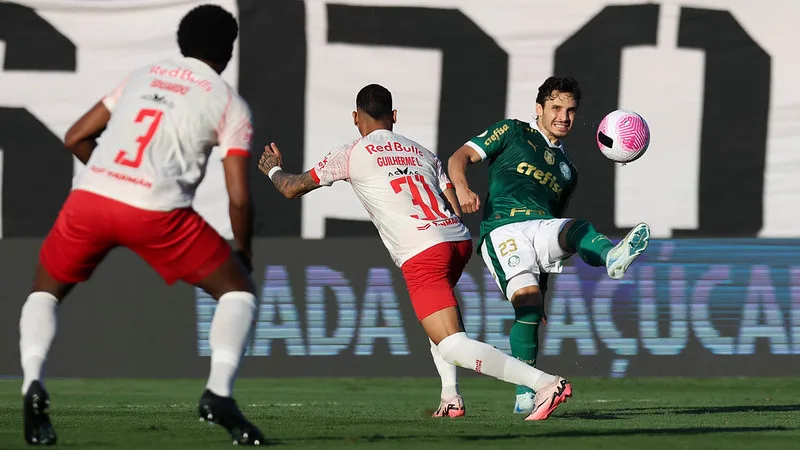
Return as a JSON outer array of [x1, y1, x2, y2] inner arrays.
[[596, 109, 650, 164]]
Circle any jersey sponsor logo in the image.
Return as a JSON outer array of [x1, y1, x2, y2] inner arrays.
[[148, 65, 213, 92], [388, 167, 420, 177], [509, 207, 545, 217], [516, 162, 563, 195], [376, 156, 421, 167], [140, 93, 174, 109], [365, 141, 423, 156], [544, 149, 555, 165], [559, 161, 572, 180], [483, 123, 510, 146], [89, 165, 153, 189], [416, 217, 461, 230]]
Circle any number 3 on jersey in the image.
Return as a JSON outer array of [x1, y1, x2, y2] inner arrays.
[[114, 108, 163, 168], [390, 174, 448, 221]]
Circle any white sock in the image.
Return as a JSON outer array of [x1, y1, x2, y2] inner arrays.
[[429, 338, 459, 399], [205, 291, 257, 398], [19, 292, 59, 395], [437, 332, 558, 392]]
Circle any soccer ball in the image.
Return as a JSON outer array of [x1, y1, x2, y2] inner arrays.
[[596, 109, 650, 164]]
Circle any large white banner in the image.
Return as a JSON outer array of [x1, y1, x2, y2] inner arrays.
[[1, 0, 798, 238]]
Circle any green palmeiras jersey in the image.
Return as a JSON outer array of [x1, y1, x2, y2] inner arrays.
[[465, 119, 579, 249]]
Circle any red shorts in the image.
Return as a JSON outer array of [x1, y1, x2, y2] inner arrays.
[[39, 190, 231, 285], [400, 240, 473, 321]]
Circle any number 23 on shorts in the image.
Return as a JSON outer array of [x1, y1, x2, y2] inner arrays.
[[499, 238, 517, 257], [114, 108, 163, 168]]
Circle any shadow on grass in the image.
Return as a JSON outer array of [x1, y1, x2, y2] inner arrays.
[[271, 425, 794, 445], [560, 404, 800, 421]]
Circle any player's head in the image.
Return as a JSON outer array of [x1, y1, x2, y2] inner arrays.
[[177, 4, 239, 74], [534, 76, 581, 143], [353, 84, 397, 136]]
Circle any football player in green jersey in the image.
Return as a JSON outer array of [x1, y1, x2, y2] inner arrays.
[[448, 76, 650, 414]]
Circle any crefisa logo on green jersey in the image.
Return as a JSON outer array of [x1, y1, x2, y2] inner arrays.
[[516, 162, 563, 194], [484, 123, 510, 146]]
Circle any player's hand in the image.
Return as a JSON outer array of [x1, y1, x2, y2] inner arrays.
[[234, 249, 253, 274], [456, 187, 481, 214], [258, 143, 283, 176]]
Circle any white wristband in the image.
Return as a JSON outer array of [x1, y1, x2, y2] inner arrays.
[[268, 166, 283, 181]]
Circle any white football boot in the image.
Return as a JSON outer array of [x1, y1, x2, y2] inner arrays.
[[605, 222, 651, 280]]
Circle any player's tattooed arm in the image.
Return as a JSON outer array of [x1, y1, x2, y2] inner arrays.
[[269, 170, 321, 199], [258, 143, 321, 198]]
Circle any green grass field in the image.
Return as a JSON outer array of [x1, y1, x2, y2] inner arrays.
[[0, 377, 798, 449]]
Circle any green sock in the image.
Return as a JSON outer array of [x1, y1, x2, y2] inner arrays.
[[510, 306, 542, 396], [566, 219, 615, 267]]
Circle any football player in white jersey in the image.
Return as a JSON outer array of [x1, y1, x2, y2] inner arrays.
[[18, 5, 264, 446], [258, 84, 573, 421]]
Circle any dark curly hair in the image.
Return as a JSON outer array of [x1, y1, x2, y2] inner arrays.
[[177, 4, 238, 66], [536, 77, 582, 106]]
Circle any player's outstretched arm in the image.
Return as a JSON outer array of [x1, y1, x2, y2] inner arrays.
[[258, 143, 321, 199], [64, 100, 111, 164], [447, 146, 483, 214]]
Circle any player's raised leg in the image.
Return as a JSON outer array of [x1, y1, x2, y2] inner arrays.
[[558, 219, 650, 280], [424, 307, 571, 422], [404, 240, 571, 421]]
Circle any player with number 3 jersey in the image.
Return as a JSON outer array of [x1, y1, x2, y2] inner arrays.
[[258, 84, 572, 422], [18, 5, 264, 446]]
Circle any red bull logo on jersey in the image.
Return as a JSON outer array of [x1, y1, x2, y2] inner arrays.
[[364, 141, 423, 156], [517, 162, 562, 194], [149, 65, 213, 92]]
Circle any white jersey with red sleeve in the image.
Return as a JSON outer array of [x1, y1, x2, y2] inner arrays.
[[73, 57, 253, 211], [309, 129, 471, 267]]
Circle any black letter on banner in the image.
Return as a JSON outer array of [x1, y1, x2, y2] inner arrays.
[[237, 0, 307, 236], [553, 4, 659, 236], [0, 2, 76, 236], [673, 8, 769, 237], [325, 5, 508, 237]]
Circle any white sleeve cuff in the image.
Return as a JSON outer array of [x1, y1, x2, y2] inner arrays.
[[465, 141, 488, 160]]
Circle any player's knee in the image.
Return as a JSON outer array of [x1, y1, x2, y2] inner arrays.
[[510, 285, 543, 308], [218, 291, 257, 309]]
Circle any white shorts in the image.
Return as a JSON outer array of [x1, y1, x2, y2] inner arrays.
[[480, 219, 573, 300]]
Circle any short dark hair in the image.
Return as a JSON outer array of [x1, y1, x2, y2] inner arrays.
[[356, 84, 393, 120], [536, 76, 582, 106], [177, 4, 239, 65]]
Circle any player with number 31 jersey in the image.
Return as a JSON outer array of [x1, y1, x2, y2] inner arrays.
[[259, 84, 572, 423]]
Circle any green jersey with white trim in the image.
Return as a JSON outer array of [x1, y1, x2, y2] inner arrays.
[[465, 119, 578, 245]]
